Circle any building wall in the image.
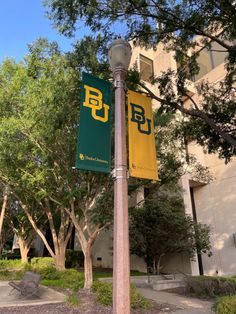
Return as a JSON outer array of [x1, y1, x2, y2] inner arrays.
[[190, 153, 236, 275]]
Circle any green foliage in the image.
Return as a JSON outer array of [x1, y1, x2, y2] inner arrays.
[[65, 293, 81, 307], [129, 188, 211, 273], [0, 269, 23, 280], [92, 281, 112, 306], [31, 257, 55, 269], [92, 281, 151, 309], [214, 295, 236, 314], [65, 250, 84, 268], [130, 284, 152, 309], [44, 0, 236, 161], [41, 268, 84, 291], [0, 38, 113, 279], [0, 259, 26, 269], [0, 261, 84, 291], [38, 267, 61, 280], [186, 276, 236, 297]]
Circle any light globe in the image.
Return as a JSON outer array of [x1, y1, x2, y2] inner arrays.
[[108, 38, 132, 71]]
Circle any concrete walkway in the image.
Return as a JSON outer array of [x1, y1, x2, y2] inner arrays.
[[137, 286, 214, 314], [0, 281, 65, 308], [0, 280, 214, 313]]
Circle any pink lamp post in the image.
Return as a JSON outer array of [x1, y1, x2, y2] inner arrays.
[[108, 39, 132, 314]]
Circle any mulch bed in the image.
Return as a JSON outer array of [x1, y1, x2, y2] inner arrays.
[[0, 288, 178, 313]]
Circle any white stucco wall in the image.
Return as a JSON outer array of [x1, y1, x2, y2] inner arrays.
[[192, 156, 236, 276]]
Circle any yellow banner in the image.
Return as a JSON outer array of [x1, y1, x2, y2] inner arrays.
[[128, 90, 158, 180]]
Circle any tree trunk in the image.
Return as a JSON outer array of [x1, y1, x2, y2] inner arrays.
[[18, 237, 30, 263], [53, 245, 66, 271], [0, 193, 8, 237], [156, 254, 165, 275], [0, 233, 5, 255], [83, 247, 93, 289]]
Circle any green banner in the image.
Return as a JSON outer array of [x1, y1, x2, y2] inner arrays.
[[76, 72, 112, 173]]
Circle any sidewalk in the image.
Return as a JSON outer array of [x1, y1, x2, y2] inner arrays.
[[0, 281, 65, 308], [137, 286, 214, 314]]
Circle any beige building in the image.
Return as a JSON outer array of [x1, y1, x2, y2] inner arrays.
[[89, 41, 236, 276]]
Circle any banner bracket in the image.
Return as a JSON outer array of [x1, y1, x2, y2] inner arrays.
[[114, 80, 127, 91], [112, 167, 129, 180]]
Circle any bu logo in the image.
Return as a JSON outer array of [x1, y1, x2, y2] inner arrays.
[[130, 103, 151, 135], [83, 85, 110, 123]]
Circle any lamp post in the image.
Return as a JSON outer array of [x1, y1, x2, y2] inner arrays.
[[108, 39, 132, 314]]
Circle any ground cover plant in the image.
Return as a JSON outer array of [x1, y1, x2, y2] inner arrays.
[[214, 295, 236, 314], [92, 281, 151, 310], [185, 276, 236, 314], [185, 276, 236, 297]]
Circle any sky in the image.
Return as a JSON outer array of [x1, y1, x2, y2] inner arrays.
[[0, 0, 90, 62]]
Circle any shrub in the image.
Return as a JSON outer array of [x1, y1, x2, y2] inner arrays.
[[0, 259, 25, 270], [65, 250, 84, 268], [92, 281, 151, 309], [31, 257, 54, 269], [92, 281, 112, 306], [66, 293, 81, 307], [38, 267, 61, 280], [214, 295, 236, 314], [130, 284, 151, 309], [185, 276, 236, 297], [41, 268, 84, 291], [0, 269, 23, 280]]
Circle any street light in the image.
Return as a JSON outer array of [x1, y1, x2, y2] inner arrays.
[[108, 38, 132, 314]]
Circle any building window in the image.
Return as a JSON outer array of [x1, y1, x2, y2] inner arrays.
[[194, 42, 228, 81], [139, 54, 154, 82]]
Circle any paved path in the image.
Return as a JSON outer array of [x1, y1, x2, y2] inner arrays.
[[137, 286, 214, 314], [0, 280, 214, 313], [0, 281, 65, 308]]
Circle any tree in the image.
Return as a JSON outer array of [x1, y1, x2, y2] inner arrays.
[[44, 0, 236, 161], [5, 197, 37, 263], [0, 38, 113, 288], [129, 188, 211, 275]]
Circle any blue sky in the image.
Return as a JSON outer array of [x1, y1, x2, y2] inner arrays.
[[0, 1, 90, 62]]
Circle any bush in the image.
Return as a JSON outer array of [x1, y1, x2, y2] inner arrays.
[[0, 259, 25, 270], [92, 281, 151, 309], [214, 295, 236, 314], [41, 268, 84, 291], [130, 284, 151, 309], [92, 281, 112, 306], [65, 250, 84, 268], [38, 267, 61, 280], [66, 293, 81, 307], [31, 257, 55, 269], [186, 276, 236, 297], [0, 269, 23, 280]]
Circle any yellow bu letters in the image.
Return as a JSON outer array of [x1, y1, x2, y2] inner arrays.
[[83, 85, 110, 123]]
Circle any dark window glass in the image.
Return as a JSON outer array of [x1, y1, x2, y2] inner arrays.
[[140, 54, 154, 82]]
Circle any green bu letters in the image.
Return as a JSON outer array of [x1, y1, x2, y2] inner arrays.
[[76, 72, 112, 173]]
